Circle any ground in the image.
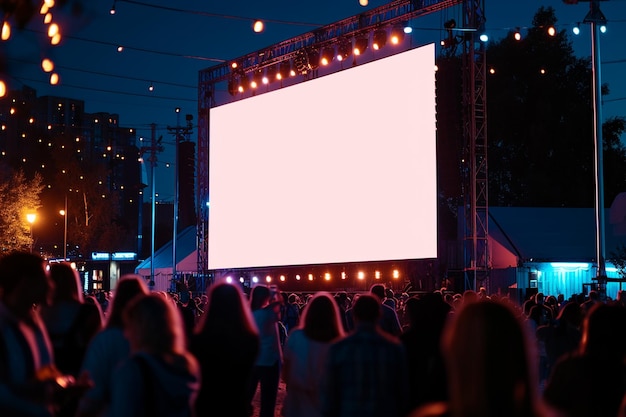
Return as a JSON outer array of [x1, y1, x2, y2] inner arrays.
[[251, 378, 287, 417]]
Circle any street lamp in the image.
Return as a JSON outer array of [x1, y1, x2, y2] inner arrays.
[[59, 195, 67, 260], [26, 213, 36, 253]]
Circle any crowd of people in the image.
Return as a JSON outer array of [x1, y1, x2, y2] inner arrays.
[[1, 250, 626, 417]]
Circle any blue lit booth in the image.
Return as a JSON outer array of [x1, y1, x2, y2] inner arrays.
[[85, 251, 138, 292], [485, 202, 626, 302]]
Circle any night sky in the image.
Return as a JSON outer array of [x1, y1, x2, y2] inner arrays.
[[2, 0, 625, 197]]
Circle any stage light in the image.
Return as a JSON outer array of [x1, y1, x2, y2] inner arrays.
[[264, 65, 275, 83], [514, 28, 522, 41], [353, 36, 368, 55], [372, 28, 387, 50], [307, 48, 320, 70], [277, 61, 291, 80], [336, 39, 352, 61], [250, 71, 262, 89], [390, 25, 405, 45], [600, 25, 607, 33], [547, 26, 556, 36], [109, 1, 116, 15], [572, 23, 580, 35], [320, 47, 334, 65], [237, 77, 246, 93]]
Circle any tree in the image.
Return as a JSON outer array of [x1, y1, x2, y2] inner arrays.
[[0, 166, 44, 253], [607, 244, 626, 280], [486, 6, 626, 207]]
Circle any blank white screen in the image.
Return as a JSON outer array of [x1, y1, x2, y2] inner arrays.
[[209, 43, 437, 270]]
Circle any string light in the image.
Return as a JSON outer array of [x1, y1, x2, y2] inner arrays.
[[41, 58, 54, 72], [1, 21, 10, 41], [253, 20, 264, 33]]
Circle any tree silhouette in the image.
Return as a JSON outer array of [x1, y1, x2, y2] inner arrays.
[[486, 6, 626, 207]]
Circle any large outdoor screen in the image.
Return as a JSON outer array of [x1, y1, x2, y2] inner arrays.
[[208, 43, 437, 270]]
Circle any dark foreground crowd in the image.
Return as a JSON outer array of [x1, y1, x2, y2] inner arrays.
[[1, 250, 625, 417]]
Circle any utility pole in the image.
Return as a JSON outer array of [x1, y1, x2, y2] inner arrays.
[[139, 124, 163, 283], [167, 109, 194, 290], [565, 0, 607, 296]]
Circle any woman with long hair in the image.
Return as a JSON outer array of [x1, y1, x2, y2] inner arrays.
[[110, 294, 200, 417], [412, 299, 541, 417], [282, 291, 345, 417], [39, 262, 103, 375], [189, 282, 260, 417], [76, 274, 149, 417]]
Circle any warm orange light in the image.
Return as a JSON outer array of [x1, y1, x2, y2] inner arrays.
[[0, 81, 6, 98], [48, 23, 59, 38], [42, 58, 54, 72], [253, 20, 264, 33], [1, 21, 10, 41], [44, 13, 52, 24], [547, 26, 556, 36], [50, 73, 59, 85]]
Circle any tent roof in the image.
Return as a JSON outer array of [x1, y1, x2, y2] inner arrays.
[[135, 226, 197, 272], [488, 206, 626, 262]]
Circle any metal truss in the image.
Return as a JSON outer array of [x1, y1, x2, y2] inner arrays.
[[461, 0, 489, 291], [196, 0, 489, 290]]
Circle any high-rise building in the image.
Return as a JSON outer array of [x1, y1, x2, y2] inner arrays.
[[0, 85, 141, 261]]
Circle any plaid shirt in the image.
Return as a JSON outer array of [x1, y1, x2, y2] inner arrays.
[[320, 323, 409, 417]]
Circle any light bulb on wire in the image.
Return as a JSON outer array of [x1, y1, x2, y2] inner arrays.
[[253, 20, 264, 33]]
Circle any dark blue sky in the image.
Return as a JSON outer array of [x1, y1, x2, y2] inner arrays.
[[3, 0, 626, 198]]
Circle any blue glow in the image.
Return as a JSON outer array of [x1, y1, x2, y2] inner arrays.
[[479, 33, 489, 42], [549, 262, 590, 269]]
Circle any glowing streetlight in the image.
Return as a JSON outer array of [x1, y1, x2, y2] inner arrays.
[[60, 195, 67, 259], [26, 213, 36, 253]]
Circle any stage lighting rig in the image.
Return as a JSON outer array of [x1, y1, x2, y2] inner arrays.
[[320, 47, 335, 65], [353, 36, 368, 55], [372, 28, 387, 50], [336, 38, 352, 62]]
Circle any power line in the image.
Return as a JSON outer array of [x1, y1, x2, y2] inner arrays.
[[23, 28, 226, 63], [12, 76, 197, 102], [8, 57, 197, 89], [115, 0, 325, 28]]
